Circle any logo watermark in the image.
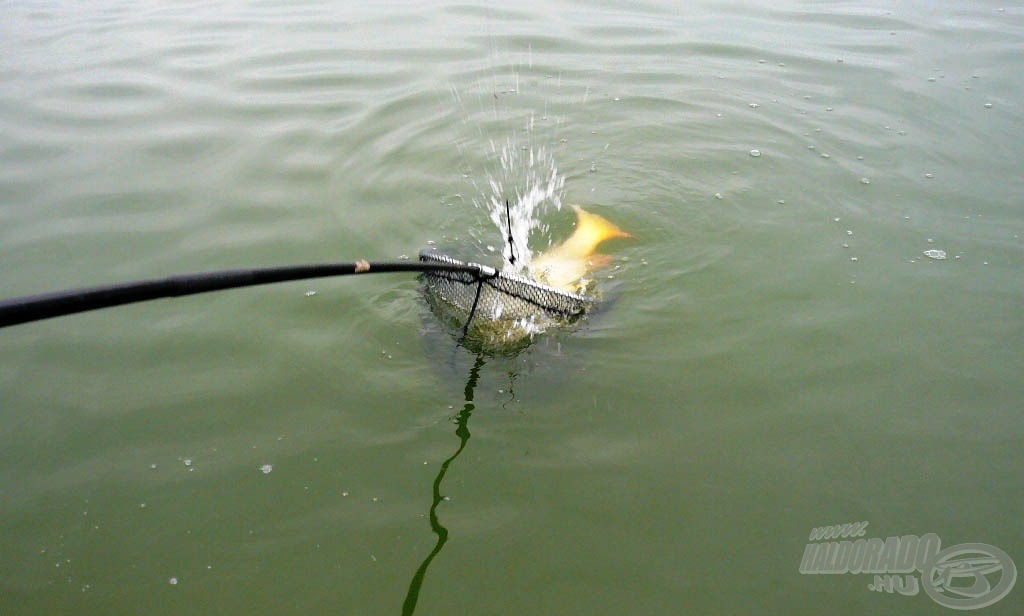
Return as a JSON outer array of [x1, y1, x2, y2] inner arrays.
[[799, 522, 1016, 610]]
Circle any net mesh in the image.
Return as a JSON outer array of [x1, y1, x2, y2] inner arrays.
[[418, 250, 591, 326]]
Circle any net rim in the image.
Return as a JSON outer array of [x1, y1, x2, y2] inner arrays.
[[418, 249, 592, 318]]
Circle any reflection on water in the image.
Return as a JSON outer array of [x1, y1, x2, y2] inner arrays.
[[402, 352, 484, 615]]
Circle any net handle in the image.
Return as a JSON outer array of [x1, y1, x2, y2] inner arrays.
[[0, 260, 494, 329]]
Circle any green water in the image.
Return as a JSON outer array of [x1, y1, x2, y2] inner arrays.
[[2, 1, 1022, 614]]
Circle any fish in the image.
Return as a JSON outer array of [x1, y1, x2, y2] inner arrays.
[[529, 205, 631, 293]]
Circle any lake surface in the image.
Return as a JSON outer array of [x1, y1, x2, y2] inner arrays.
[[1, 1, 1022, 614]]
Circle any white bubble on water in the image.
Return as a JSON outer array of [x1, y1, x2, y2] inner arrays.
[[859, 178, 871, 185], [260, 464, 273, 474], [169, 577, 178, 586], [749, 149, 761, 157], [923, 249, 947, 260]]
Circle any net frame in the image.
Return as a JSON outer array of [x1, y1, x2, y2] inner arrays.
[[418, 250, 592, 331]]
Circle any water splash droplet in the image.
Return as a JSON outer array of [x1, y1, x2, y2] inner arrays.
[[260, 464, 273, 474]]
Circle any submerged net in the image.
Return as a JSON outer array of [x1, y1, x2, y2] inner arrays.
[[418, 249, 592, 348]]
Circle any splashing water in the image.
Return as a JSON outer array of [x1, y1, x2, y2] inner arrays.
[[472, 139, 565, 274]]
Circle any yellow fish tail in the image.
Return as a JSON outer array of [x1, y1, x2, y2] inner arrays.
[[558, 205, 632, 260], [531, 206, 631, 291]]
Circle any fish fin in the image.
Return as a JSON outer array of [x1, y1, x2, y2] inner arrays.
[[560, 206, 632, 259]]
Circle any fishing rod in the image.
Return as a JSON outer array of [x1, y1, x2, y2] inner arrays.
[[0, 259, 496, 329]]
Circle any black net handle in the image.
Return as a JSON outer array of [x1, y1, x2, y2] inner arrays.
[[0, 261, 492, 329]]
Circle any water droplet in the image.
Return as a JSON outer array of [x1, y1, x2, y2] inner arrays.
[[749, 102, 760, 108], [260, 464, 273, 474], [846, 230, 853, 236], [304, 290, 316, 297], [183, 459, 192, 467], [820, 153, 830, 159], [341, 491, 349, 497], [169, 577, 178, 586], [850, 257, 859, 262], [984, 102, 993, 109], [923, 249, 947, 260], [149, 464, 157, 470], [139, 503, 147, 509], [714, 192, 723, 200], [833, 217, 841, 222], [749, 149, 761, 157], [924, 173, 934, 179], [826, 107, 834, 112], [927, 77, 936, 82], [859, 178, 871, 185]]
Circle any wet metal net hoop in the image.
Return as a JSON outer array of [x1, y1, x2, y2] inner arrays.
[[418, 250, 591, 331]]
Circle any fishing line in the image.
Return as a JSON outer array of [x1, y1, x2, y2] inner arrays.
[[505, 198, 518, 267]]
